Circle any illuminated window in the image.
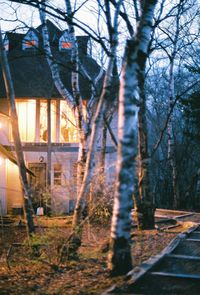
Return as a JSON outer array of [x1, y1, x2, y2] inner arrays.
[[61, 41, 72, 49], [54, 164, 62, 185], [24, 40, 37, 48], [40, 101, 47, 142], [60, 101, 78, 143], [59, 31, 73, 51], [15, 100, 36, 142], [22, 30, 38, 50], [40, 101, 56, 143], [9, 99, 78, 143]]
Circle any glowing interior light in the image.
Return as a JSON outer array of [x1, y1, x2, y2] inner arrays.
[[0, 122, 2, 129]]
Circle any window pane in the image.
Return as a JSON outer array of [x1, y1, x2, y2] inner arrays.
[[51, 101, 56, 142], [40, 101, 47, 142], [15, 100, 36, 142], [60, 101, 78, 143], [40, 100, 56, 143], [25, 40, 37, 47], [54, 164, 62, 185], [61, 41, 72, 49]]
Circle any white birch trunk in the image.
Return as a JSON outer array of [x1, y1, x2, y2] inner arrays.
[[39, 1, 104, 198], [72, 56, 118, 228], [0, 30, 35, 235], [167, 2, 183, 209], [64, 0, 88, 194], [108, 0, 158, 275], [39, 6, 75, 110], [168, 58, 180, 209], [39, 2, 88, 195], [136, 49, 155, 230], [72, 0, 123, 229]]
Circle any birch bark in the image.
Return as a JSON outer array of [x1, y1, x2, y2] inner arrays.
[[167, 1, 183, 209], [64, 0, 88, 194], [136, 34, 155, 229], [168, 57, 180, 209], [108, 0, 158, 275], [39, 1, 86, 195], [39, 0, 104, 198], [0, 30, 35, 235], [72, 28, 122, 228]]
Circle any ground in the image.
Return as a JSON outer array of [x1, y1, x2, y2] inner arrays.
[[0, 213, 199, 295]]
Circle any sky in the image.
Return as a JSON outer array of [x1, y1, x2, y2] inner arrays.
[[0, 0, 118, 67], [0, 1, 41, 33], [0, 0, 199, 69], [0, 0, 102, 35]]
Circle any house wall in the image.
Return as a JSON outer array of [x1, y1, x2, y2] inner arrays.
[[0, 156, 7, 215], [6, 160, 23, 214], [24, 150, 78, 214], [0, 112, 10, 145], [0, 100, 118, 215]]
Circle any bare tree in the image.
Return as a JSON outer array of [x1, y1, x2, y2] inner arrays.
[[0, 29, 35, 235], [108, 0, 158, 276]]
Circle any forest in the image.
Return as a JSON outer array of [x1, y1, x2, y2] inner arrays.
[[0, 0, 200, 294]]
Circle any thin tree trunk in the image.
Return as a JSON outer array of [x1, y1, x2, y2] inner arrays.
[[108, 0, 158, 275], [39, 1, 89, 195], [168, 60, 180, 209], [70, 0, 123, 247], [135, 64, 155, 230], [167, 1, 183, 209], [72, 56, 118, 228], [99, 122, 107, 184], [108, 56, 138, 275], [65, 0, 88, 194], [0, 30, 35, 235]]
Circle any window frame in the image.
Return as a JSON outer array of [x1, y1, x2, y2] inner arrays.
[[53, 163, 62, 186], [22, 30, 39, 50]]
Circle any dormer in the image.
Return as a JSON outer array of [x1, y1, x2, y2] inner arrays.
[[59, 30, 74, 51], [22, 29, 39, 50]]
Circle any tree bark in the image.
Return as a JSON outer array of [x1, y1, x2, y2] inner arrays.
[[99, 121, 107, 184], [72, 55, 119, 228], [39, 1, 100, 198], [136, 51, 155, 230], [167, 1, 184, 209], [108, 0, 158, 275], [69, 0, 123, 254], [108, 56, 137, 275], [0, 30, 35, 235]]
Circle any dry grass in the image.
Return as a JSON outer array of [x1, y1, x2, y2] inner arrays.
[[0, 215, 196, 295]]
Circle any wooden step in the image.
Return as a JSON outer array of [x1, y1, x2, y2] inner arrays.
[[187, 232, 200, 239], [127, 271, 200, 294], [150, 271, 200, 279], [151, 254, 200, 275], [168, 254, 200, 261], [186, 238, 200, 242], [171, 239, 200, 256]]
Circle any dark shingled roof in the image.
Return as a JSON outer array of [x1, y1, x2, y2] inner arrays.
[[0, 20, 103, 100]]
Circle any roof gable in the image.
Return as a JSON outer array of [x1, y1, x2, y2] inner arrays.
[[22, 29, 39, 50], [0, 20, 103, 100]]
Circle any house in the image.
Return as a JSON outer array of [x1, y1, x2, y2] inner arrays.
[[0, 20, 117, 215]]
